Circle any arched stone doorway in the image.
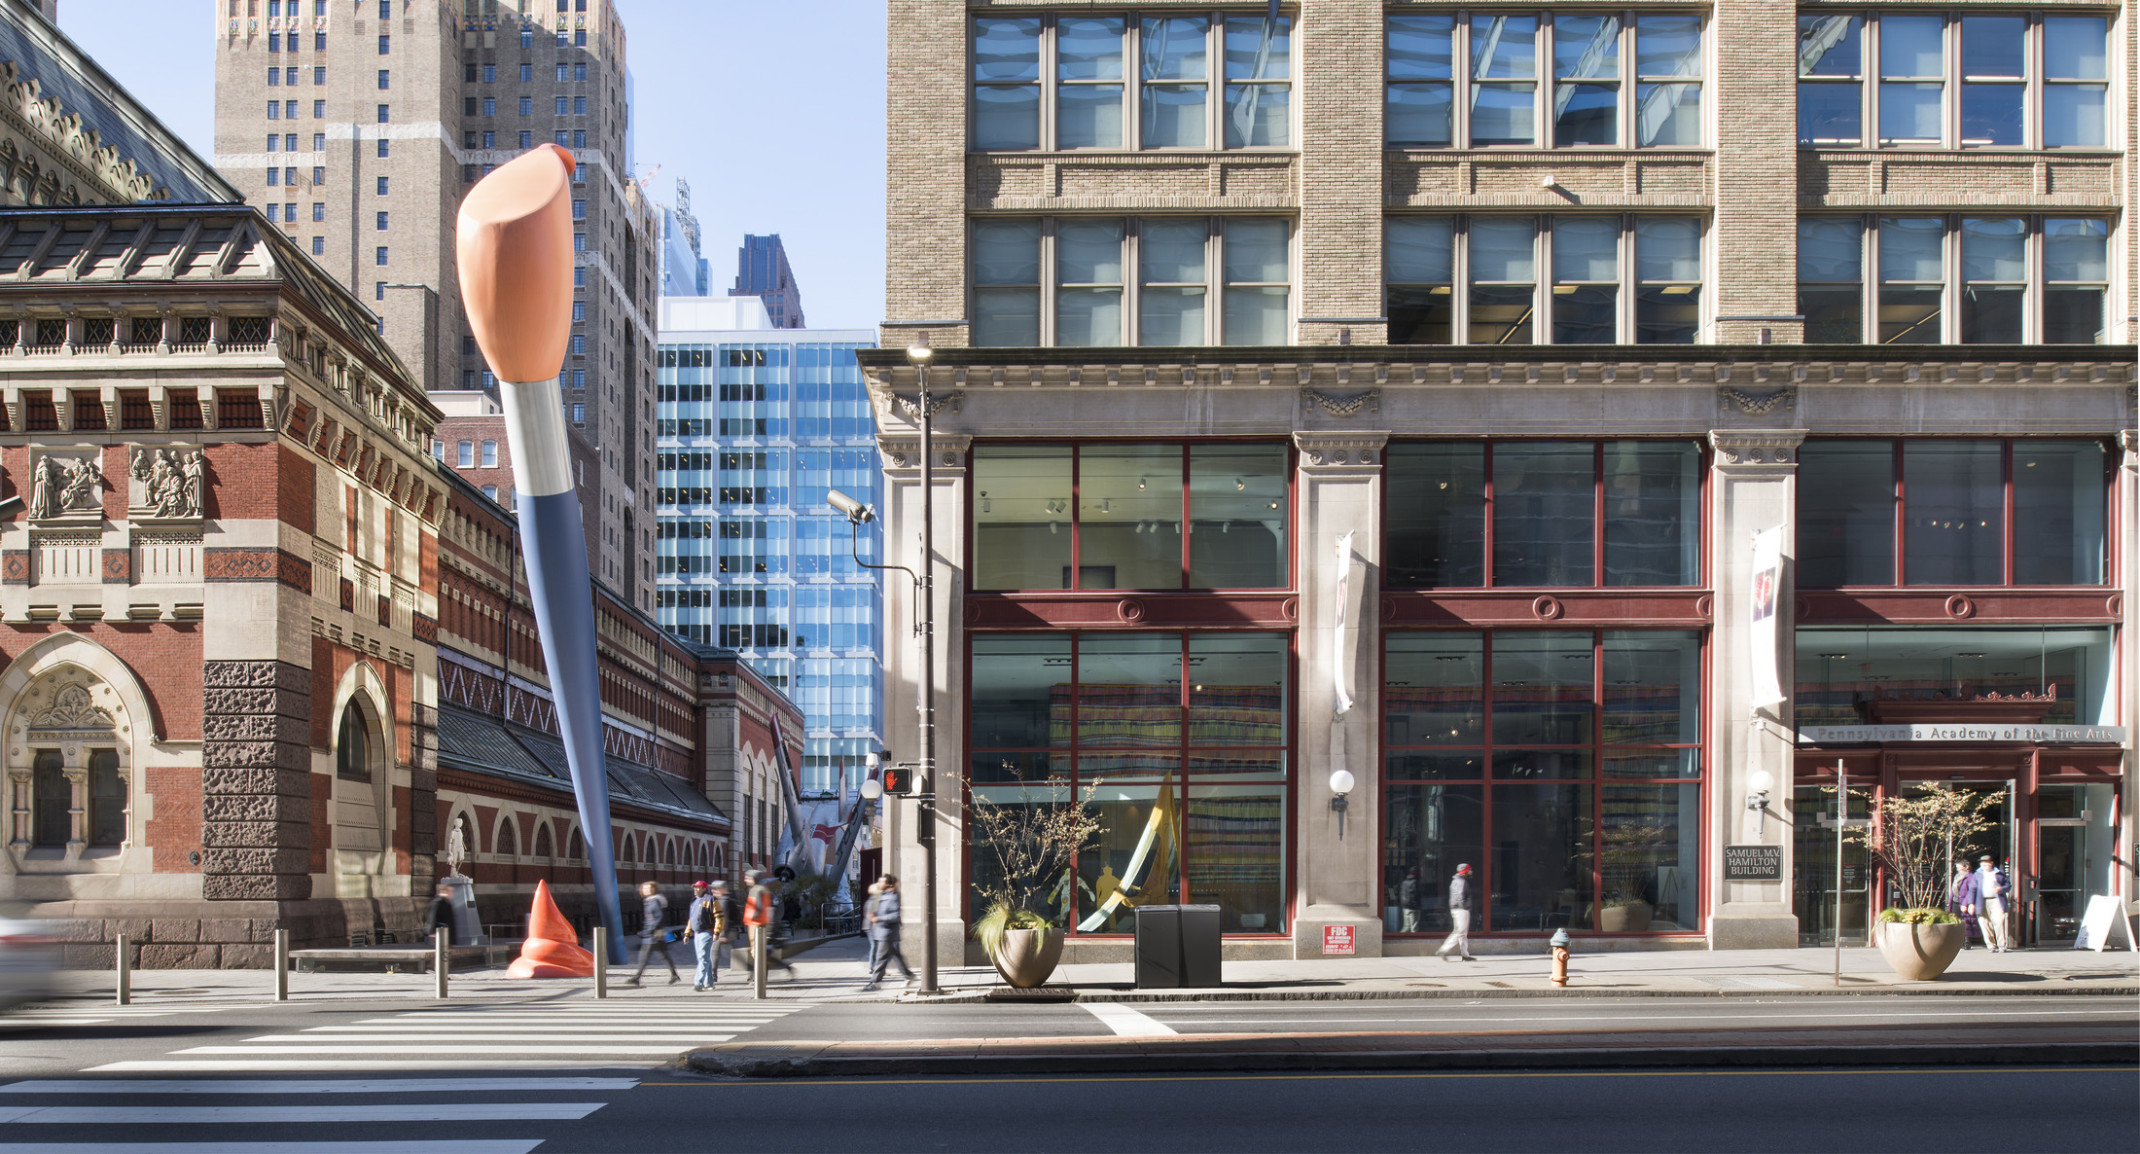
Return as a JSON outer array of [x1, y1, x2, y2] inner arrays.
[[331, 693, 390, 897]]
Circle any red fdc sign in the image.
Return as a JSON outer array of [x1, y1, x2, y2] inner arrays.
[[1323, 925, 1355, 956]]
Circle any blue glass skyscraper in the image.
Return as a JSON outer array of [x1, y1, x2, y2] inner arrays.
[[654, 296, 880, 793]]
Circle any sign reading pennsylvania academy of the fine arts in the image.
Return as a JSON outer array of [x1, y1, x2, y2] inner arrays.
[[1796, 724, 2129, 745]]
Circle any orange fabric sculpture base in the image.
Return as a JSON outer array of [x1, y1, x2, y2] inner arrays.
[[506, 879, 596, 979]]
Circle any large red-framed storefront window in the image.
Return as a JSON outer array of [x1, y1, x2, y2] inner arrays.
[[1382, 628, 1706, 936], [1379, 438, 1710, 936], [967, 631, 1293, 936], [1797, 438, 2112, 588], [965, 438, 1299, 937]]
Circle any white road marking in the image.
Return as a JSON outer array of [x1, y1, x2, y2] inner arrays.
[[169, 1049, 719, 1057], [0, 1143, 538, 1153], [0, 1103, 604, 1124], [1146, 1008, 2138, 1026], [87, 1061, 661, 1072], [306, 1026, 748, 1034], [1081, 1003, 1177, 1038], [243, 1040, 723, 1049], [0, 1078, 638, 1095]]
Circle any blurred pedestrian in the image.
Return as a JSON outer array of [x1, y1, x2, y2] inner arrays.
[[862, 874, 915, 991], [425, 883, 456, 946], [742, 870, 793, 979], [1436, 863, 1475, 962], [1948, 862, 1981, 948], [628, 880, 681, 986], [862, 877, 886, 974]]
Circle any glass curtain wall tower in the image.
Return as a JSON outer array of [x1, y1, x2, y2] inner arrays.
[[655, 296, 882, 793]]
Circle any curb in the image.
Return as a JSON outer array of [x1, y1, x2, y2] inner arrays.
[[886, 981, 2140, 1004], [683, 1041, 2140, 1079]]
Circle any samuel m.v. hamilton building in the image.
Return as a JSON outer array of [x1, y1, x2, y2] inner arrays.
[[863, 1, 2137, 963]]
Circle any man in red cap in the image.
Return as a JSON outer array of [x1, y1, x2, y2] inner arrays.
[[1436, 863, 1476, 962]]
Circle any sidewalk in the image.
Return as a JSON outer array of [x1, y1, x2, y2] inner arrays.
[[39, 933, 2137, 1008]]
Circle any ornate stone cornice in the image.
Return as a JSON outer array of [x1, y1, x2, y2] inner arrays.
[[877, 434, 972, 472], [1717, 384, 1797, 417], [1293, 430, 1389, 470], [1709, 429, 1807, 467], [890, 391, 960, 421], [1301, 387, 1381, 418]]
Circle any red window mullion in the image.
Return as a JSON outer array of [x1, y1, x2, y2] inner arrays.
[[1069, 445, 1082, 591], [1482, 443, 1496, 587], [1591, 629, 1605, 931], [1479, 631, 1495, 931], [2002, 440, 2015, 587], [1179, 443, 1191, 590], [1592, 441, 1606, 588], [1890, 441, 1906, 585]]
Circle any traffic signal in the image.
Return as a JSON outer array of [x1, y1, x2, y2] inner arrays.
[[879, 764, 918, 796]]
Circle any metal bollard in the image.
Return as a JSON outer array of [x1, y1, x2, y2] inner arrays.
[[593, 927, 608, 999], [434, 929, 449, 999], [114, 932, 131, 1006], [274, 929, 289, 1002]]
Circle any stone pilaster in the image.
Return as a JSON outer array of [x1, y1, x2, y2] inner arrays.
[[1290, 429, 1387, 958], [876, 423, 973, 967], [2120, 429, 2138, 920], [1706, 430, 1806, 949], [199, 659, 313, 902]]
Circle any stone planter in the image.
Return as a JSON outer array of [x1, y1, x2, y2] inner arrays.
[[989, 927, 1064, 989], [1600, 902, 1653, 932], [1876, 919, 1966, 981]]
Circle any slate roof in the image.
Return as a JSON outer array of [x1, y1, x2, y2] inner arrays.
[[435, 702, 725, 826]]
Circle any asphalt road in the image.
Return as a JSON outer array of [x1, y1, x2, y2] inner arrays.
[[0, 1066, 2129, 1152], [3, 992, 2135, 1074]]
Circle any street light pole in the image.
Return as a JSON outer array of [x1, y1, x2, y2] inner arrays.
[[912, 334, 940, 997]]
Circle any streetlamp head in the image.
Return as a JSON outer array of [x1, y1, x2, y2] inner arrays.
[[906, 331, 933, 363], [827, 488, 875, 525], [859, 778, 884, 801]]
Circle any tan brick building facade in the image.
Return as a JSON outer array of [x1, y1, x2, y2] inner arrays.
[[211, 0, 659, 610], [873, 2, 2138, 963]]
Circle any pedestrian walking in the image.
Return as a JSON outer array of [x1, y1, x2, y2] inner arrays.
[[628, 880, 682, 985], [1399, 868, 1421, 933], [1948, 862, 1982, 948], [686, 880, 725, 991], [861, 878, 886, 975], [1436, 863, 1476, 962], [1973, 855, 2015, 953], [862, 874, 915, 991], [741, 869, 793, 978], [426, 882, 457, 946]]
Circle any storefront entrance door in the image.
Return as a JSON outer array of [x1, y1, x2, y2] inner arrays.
[[2034, 783, 2117, 943]]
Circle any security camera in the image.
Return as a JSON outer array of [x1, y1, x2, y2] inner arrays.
[[827, 488, 875, 524]]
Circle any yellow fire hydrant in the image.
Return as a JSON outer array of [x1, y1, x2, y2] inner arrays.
[[1549, 928, 1571, 987]]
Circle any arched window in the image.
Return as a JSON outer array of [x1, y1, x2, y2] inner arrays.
[[336, 699, 372, 781], [664, 837, 677, 867], [567, 827, 585, 860], [494, 816, 517, 858], [533, 821, 554, 859]]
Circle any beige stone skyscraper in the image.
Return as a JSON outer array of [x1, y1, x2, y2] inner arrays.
[[211, 0, 657, 606]]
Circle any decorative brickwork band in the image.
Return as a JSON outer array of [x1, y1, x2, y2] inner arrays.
[[202, 547, 312, 593], [101, 547, 130, 584], [1, 552, 26, 585], [410, 613, 438, 647]]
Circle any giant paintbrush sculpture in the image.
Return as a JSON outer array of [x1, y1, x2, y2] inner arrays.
[[457, 144, 625, 963]]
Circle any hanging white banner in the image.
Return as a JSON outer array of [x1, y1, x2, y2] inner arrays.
[[1748, 526, 1785, 707], [1333, 531, 1356, 717]]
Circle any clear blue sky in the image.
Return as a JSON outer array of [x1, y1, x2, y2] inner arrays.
[[59, 1, 888, 331]]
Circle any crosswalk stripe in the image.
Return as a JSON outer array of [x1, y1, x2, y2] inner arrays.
[[0, 1103, 605, 1124], [87, 1061, 662, 1072], [0, 1143, 539, 1153], [0, 1078, 638, 1095], [1082, 1002, 1178, 1038], [245, 1040, 719, 1049], [303, 1027, 753, 1040], [175, 1044, 719, 1055]]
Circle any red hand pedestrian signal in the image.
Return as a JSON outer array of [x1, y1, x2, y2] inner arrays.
[[878, 765, 918, 796]]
